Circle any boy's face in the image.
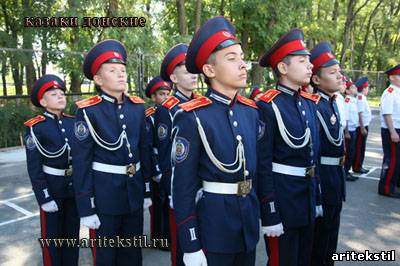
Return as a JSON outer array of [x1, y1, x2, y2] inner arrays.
[[389, 75, 400, 87], [203, 44, 247, 89], [312, 64, 342, 94], [362, 86, 369, 95], [151, 89, 170, 105], [279, 55, 313, 86], [39, 88, 66, 111], [170, 65, 198, 91], [93, 63, 127, 93]]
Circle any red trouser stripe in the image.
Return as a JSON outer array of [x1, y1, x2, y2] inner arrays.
[[267, 236, 279, 266], [40, 209, 52, 266], [169, 208, 177, 266], [384, 142, 397, 194], [353, 128, 363, 171], [89, 229, 97, 266]]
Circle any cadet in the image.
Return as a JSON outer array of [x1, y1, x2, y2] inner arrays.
[[335, 74, 349, 129], [144, 76, 172, 246], [156, 43, 198, 266], [71, 39, 152, 265], [378, 64, 400, 198], [309, 42, 346, 266], [353, 76, 371, 174], [249, 85, 262, 101], [24, 74, 79, 266], [257, 28, 321, 266], [344, 80, 359, 181], [172, 16, 260, 265]]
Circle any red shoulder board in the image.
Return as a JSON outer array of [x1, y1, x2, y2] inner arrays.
[[76, 95, 102, 109], [345, 97, 350, 103], [237, 95, 258, 109], [258, 89, 281, 103], [162, 96, 180, 110], [179, 96, 212, 112], [24, 115, 45, 127], [129, 95, 145, 104], [62, 113, 75, 118], [145, 107, 156, 117], [388, 87, 394, 93], [300, 91, 321, 104], [357, 95, 363, 100]]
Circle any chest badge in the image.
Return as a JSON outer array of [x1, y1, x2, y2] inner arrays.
[[330, 114, 337, 125]]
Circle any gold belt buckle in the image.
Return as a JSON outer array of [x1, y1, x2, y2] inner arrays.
[[339, 156, 345, 166], [237, 179, 252, 196], [306, 165, 315, 177], [65, 166, 73, 177], [126, 164, 136, 177]]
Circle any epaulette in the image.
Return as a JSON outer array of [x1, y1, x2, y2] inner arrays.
[[344, 97, 350, 103], [129, 95, 145, 104], [76, 95, 102, 109], [388, 87, 394, 93], [145, 107, 156, 117], [24, 115, 45, 127], [300, 91, 321, 104], [179, 96, 212, 112], [237, 95, 258, 109], [162, 96, 180, 110], [62, 113, 75, 118], [357, 95, 363, 100], [258, 89, 281, 103]]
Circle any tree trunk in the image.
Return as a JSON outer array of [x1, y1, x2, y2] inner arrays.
[[358, 0, 382, 70], [176, 0, 188, 36], [219, 0, 225, 16], [23, 0, 36, 94], [339, 0, 355, 66], [2, 58, 7, 96], [194, 0, 202, 32], [331, 0, 339, 48]]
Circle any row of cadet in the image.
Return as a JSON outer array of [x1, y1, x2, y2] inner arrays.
[[24, 15, 400, 266]]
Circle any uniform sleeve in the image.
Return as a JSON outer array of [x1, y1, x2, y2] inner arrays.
[[357, 95, 365, 113], [154, 106, 173, 193], [71, 108, 96, 217], [146, 116, 161, 177], [256, 102, 282, 226], [172, 111, 202, 253], [24, 127, 54, 205], [139, 107, 153, 198], [381, 92, 393, 115]]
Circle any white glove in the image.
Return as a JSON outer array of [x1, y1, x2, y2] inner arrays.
[[262, 223, 284, 237], [80, 214, 101, 229], [316, 205, 323, 217], [183, 250, 208, 266], [152, 173, 162, 182], [143, 198, 153, 209], [195, 188, 204, 204], [41, 200, 59, 213]]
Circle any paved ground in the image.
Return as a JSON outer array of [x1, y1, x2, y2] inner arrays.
[[0, 108, 399, 265]]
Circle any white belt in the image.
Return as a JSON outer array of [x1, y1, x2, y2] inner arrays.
[[92, 162, 141, 176], [320, 156, 344, 166], [272, 162, 314, 177], [43, 165, 71, 176], [202, 180, 252, 195]]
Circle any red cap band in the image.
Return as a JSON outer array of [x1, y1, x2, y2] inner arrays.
[[167, 53, 186, 77], [387, 69, 400, 76], [91, 51, 124, 76], [196, 31, 236, 71], [37, 80, 62, 102], [270, 40, 307, 68], [150, 81, 171, 95], [312, 52, 336, 73]]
